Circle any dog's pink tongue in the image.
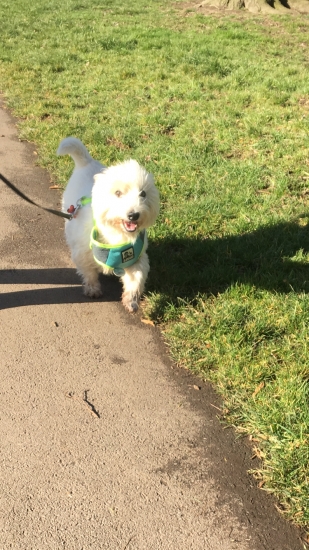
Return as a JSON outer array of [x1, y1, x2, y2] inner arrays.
[[125, 221, 137, 232]]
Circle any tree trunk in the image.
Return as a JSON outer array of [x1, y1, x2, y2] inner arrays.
[[194, 0, 309, 13]]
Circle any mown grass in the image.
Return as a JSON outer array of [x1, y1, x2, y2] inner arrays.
[[1, 0, 309, 531]]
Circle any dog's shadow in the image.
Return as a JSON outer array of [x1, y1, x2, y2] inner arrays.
[[147, 217, 309, 316], [0, 268, 121, 311]]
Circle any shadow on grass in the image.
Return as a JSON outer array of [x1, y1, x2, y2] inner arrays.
[[148, 217, 309, 316], [1, 218, 308, 313], [0, 268, 121, 310]]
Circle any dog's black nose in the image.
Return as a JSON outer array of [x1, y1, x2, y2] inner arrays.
[[128, 212, 140, 221]]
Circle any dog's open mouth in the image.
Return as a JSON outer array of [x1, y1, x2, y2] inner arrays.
[[123, 220, 138, 232]]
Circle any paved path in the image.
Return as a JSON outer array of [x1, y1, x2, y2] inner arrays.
[[0, 102, 305, 550]]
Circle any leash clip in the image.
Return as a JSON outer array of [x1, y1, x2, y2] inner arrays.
[[67, 199, 82, 220], [67, 197, 91, 220]]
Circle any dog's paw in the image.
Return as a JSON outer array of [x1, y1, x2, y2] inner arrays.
[[127, 301, 139, 313], [83, 283, 102, 298], [122, 292, 139, 313]]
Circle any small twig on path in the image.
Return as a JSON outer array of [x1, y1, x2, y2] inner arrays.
[[83, 390, 100, 418], [65, 390, 100, 418], [123, 535, 136, 550], [209, 403, 222, 412]]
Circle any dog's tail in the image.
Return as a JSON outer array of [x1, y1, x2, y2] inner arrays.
[[57, 137, 93, 169]]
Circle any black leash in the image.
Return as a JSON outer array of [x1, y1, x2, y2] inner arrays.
[[0, 172, 71, 220]]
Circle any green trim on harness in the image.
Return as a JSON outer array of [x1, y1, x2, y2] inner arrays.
[[79, 196, 92, 206], [77, 196, 92, 206], [90, 226, 146, 277]]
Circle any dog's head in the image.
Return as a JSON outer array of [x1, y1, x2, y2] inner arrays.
[[91, 159, 160, 240]]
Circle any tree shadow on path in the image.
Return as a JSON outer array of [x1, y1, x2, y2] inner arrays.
[[2, 218, 308, 312], [148, 216, 309, 313]]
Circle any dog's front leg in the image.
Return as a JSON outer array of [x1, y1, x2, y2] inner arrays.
[[72, 250, 102, 298], [121, 253, 150, 313]]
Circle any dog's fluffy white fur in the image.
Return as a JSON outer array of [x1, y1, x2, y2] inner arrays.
[[58, 137, 160, 312]]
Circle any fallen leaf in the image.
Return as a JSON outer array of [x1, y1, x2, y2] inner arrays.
[[49, 185, 62, 189], [251, 446, 266, 460], [252, 381, 265, 398], [256, 433, 269, 441], [141, 319, 154, 326], [193, 385, 201, 391]]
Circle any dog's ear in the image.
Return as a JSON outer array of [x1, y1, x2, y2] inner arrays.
[[93, 172, 104, 184], [150, 189, 160, 224]]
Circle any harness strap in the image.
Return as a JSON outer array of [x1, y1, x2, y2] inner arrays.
[[90, 228, 146, 276], [79, 197, 92, 207]]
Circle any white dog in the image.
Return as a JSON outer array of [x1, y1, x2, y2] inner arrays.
[[57, 137, 160, 312]]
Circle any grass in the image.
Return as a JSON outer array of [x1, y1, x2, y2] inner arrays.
[[1, 0, 309, 531]]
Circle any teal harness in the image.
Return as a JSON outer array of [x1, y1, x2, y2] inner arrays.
[[90, 227, 146, 277], [70, 196, 146, 277]]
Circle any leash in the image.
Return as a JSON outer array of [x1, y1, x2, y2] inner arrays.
[[0, 172, 144, 275], [0, 172, 72, 220]]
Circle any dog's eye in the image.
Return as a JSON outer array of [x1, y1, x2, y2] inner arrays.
[[115, 190, 122, 197], [139, 190, 146, 198]]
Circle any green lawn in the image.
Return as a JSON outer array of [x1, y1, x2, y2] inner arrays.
[[1, 0, 309, 531]]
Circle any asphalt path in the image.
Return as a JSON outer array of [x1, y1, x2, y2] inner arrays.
[[0, 101, 305, 549]]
